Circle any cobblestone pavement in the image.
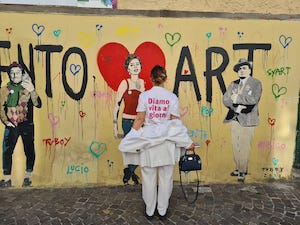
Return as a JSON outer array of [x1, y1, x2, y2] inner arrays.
[[0, 176, 300, 225]]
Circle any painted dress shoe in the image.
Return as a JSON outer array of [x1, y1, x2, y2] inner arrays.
[[0, 179, 12, 188], [230, 170, 239, 176], [231, 170, 248, 177], [22, 178, 32, 187], [238, 172, 246, 182]]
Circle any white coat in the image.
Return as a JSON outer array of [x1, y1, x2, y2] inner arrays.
[[119, 119, 193, 167]]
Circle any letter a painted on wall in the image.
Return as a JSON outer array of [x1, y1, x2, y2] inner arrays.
[[173, 46, 201, 101]]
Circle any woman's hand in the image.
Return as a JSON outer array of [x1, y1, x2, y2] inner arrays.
[[187, 143, 196, 150], [187, 142, 200, 150]]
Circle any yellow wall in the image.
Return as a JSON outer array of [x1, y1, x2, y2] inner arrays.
[[0, 7, 299, 187], [118, 0, 300, 15]]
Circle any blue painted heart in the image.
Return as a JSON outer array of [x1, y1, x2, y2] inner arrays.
[[70, 64, 81, 76], [89, 141, 107, 159], [32, 23, 45, 36], [53, 29, 61, 38]]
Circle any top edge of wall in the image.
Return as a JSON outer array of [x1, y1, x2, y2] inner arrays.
[[0, 4, 300, 20]]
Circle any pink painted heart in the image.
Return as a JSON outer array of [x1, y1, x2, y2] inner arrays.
[[97, 42, 165, 91], [48, 113, 60, 127], [180, 106, 188, 117]]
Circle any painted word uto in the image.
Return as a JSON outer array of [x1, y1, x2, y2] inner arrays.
[[42, 137, 72, 147]]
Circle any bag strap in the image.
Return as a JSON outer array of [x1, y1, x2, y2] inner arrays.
[[184, 148, 195, 155], [179, 170, 200, 204]]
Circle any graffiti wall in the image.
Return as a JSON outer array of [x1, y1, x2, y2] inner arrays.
[[0, 11, 299, 187]]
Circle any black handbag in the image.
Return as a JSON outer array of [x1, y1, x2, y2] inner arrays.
[[179, 149, 202, 172], [179, 149, 202, 204]]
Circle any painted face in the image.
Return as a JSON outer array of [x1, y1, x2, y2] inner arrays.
[[127, 58, 141, 76], [9, 67, 23, 84], [237, 65, 251, 78]]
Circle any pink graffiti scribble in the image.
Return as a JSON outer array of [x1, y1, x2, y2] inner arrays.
[[180, 106, 188, 117], [48, 113, 60, 137], [220, 137, 226, 151]]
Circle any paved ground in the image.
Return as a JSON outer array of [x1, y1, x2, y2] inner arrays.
[[0, 171, 300, 225]]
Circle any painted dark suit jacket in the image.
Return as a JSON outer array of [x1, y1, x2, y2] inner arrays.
[[223, 76, 262, 127]]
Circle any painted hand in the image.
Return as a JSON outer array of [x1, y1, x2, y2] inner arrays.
[[113, 125, 124, 139], [231, 93, 238, 103], [235, 105, 247, 114], [21, 76, 34, 92], [6, 122, 15, 128]]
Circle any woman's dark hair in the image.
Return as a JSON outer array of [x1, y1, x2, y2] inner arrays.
[[124, 54, 142, 69], [150, 65, 167, 85]]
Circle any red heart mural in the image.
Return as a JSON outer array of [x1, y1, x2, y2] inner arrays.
[[97, 42, 165, 91]]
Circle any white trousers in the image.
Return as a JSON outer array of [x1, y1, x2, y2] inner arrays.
[[230, 120, 255, 173], [141, 165, 174, 216]]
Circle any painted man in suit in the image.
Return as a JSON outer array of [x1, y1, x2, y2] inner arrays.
[[223, 58, 262, 182]]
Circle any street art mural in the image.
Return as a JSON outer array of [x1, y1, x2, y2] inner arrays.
[[0, 12, 299, 187], [0, 62, 42, 188], [98, 43, 165, 184], [223, 58, 262, 182]]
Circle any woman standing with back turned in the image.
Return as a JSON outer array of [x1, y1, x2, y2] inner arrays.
[[119, 65, 195, 220]]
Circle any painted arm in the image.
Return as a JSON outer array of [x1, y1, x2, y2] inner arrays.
[[113, 80, 127, 138], [30, 90, 42, 108], [223, 82, 236, 110], [234, 80, 262, 106], [0, 88, 12, 127]]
